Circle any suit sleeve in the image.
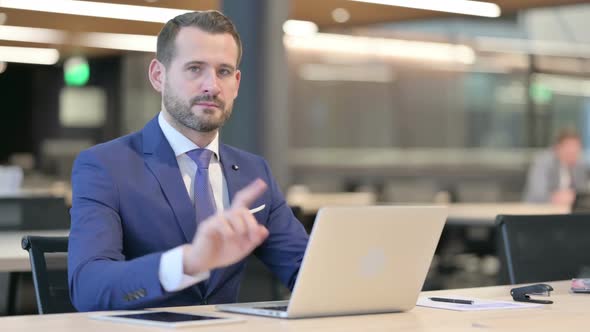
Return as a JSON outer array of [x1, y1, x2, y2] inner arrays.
[[68, 150, 172, 311], [254, 160, 309, 290]]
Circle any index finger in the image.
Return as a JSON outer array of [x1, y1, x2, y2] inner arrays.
[[231, 178, 268, 209]]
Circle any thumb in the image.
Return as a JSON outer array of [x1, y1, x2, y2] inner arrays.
[[231, 178, 267, 209]]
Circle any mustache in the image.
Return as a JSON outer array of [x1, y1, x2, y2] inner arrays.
[[190, 95, 225, 108]]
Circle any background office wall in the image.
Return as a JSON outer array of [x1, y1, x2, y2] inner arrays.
[[1, 4, 590, 201], [0, 64, 33, 163], [0, 57, 122, 179], [285, 5, 590, 198]]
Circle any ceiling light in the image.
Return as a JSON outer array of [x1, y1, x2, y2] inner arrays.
[[0, 25, 67, 44], [284, 33, 475, 64], [0, 46, 59, 65], [349, 0, 501, 18], [283, 20, 318, 37], [0, 0, 190, 23], [332, 8, 351, 23], [0, 25, 156, 52], [74, 32, 156, 52]]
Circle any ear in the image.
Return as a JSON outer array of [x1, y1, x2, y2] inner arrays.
[[148, 59, 165, 93], [233, 69, 241, 98]]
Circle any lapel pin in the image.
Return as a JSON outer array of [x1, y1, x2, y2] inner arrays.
[[232, 164, 239, 171]]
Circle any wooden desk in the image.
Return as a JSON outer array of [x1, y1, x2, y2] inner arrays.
[[0, 230, 68, 273], [446, 203, 570, 226], [1, 280, 587, 331]]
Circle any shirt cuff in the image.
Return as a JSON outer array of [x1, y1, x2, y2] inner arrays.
[[159, 246, 210, 292]]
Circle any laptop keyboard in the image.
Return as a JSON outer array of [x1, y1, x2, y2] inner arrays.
[[259, 305, 288, 311]]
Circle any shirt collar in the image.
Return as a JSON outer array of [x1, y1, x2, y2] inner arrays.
[[158, 111, 220, 160]]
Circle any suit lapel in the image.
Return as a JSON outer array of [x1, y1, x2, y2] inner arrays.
[[206, 144, 251, 296], [142, 117, 196, 244], [219, 144, 252, 205]]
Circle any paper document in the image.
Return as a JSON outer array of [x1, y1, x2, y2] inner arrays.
[[417, 296, 543, 311]]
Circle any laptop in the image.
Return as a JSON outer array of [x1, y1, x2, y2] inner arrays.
[[217, 205, 447, 318]]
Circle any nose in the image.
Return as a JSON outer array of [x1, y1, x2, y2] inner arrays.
[[201, 69, 221, 96]]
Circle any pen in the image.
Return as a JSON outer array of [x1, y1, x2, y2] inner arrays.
[[249, 204, 265, 214], [429, 297, 473, 305]]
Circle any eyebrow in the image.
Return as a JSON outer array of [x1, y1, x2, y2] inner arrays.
[[184, 61, 236, 71]]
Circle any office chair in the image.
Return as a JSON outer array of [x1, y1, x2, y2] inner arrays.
[[21, 236, 76, 314], [572, 192, 590, 213], [496, 214, 590, 284]]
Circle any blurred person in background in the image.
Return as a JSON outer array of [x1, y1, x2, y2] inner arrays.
[[68, 10, 308, 311], [523, 128, 588, 206]]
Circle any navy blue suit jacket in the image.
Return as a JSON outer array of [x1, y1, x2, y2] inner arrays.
[[68, 116, 309, 311]]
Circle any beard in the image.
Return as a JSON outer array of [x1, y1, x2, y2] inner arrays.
[[163, 82, 232, 133]]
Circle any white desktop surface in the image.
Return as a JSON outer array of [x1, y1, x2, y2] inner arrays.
[[0, 280, 586, 331]]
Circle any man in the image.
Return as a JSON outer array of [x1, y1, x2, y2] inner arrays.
[[523, 129, 588, 206], [68, 10, 309, 311]]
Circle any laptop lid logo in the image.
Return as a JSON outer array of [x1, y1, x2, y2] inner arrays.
[[360, 248, 386, 278]]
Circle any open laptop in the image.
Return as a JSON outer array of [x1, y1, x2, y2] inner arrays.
[[217, 205, 447, 318]]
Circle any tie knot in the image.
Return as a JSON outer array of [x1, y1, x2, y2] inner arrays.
[[187, 148, 214, 169]]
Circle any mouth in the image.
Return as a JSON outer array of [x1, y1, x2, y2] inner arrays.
[[195, 102, 220, 108]]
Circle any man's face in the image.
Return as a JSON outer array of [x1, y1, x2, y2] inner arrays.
[[556, 138, 582, 167], [162, 27, 240, 132]]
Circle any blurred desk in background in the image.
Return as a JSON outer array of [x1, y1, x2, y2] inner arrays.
[[0, 196, 70, 231], [286, 190, 377, 215], [447, 203, 570, 225], [19, 177, 72, 207]]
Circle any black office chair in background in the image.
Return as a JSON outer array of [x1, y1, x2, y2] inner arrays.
[[21, 236, 76, 314], [496, 214, 590, 284]]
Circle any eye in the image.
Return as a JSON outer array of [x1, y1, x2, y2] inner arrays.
[[218, 68, 232, 77], [188, 66, 201, 73]]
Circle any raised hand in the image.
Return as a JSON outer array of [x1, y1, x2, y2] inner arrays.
[[182, 179, 269, 275]]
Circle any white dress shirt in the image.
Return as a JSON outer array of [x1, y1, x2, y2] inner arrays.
[[558, 165, 572, 190], [157, 112, 230, 292]]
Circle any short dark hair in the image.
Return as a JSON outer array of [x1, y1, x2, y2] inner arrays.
[[555, 127, 581, 144], [156, 10, 242, 67]]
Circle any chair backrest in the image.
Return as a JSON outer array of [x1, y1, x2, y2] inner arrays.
[[572, 192, 590, 213], [496, 214, 590, 284], [21, 235, 76, 314]]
